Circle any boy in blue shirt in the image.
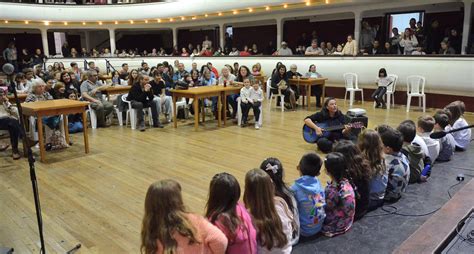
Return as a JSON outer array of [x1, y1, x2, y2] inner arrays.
[[291, 152, 326, 237]]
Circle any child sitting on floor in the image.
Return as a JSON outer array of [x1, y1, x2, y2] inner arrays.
[[322, 152, 355, 237], [417, 116, 440, 162], [380, 127, 410, 202], [433, 110, 456, 162], [397, 121, 425, 183], [290, 152, 326, 237], [444, 101, 471, 151]]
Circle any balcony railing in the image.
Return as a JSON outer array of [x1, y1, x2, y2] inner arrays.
[[0, 0, 167, 5]]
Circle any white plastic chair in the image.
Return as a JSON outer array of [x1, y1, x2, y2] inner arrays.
[[236, 97, 263, 127], [122, 93, 154, 129], [87, 104, 98, 129], [373, 74, 398, 109], [266, 78, 285, 112], [406, 75, 426, 112], [343, 73, 364, 107], [170, 97, 189, 121]]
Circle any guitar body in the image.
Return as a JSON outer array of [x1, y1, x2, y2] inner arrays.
[[302, 122, 331, 143]]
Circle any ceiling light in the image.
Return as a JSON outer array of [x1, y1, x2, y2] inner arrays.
[[265, 6, 270, 11], [306, 1, 311, 6], [218, 12, 223, 16], [205, 14, 208, 17], [64, 22, 68, 25], [248, 8, 253, 13], [82, 22, 86, 25], [25, 21, 29, 24], [181, 17, 185, 20], [98, 21, 103, 25], [283, 4, 288, 8], [170, 18, 174, 22], [157, 19, 161, 23], [4, 20, 8, 24], [130, 20, 134, 24], [145, 20, 148, 23], [44, 21, 49, 26], [233, 10, 238, 15], [192, 16, 197, 20], [325, 0, 329, 3], [115, 21, 118, 25]]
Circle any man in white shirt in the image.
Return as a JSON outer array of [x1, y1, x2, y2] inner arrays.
[[277, 41, 293, 56], [342, 35, 358, 56], [305, 39, 325, 56], [202, 35, 212, 49]]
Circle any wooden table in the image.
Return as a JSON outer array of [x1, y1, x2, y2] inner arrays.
[[7, 93, 27, 102], [288, 78, 328, 110], [103, 85, 131, 99], [254, 75, 267, 92], [171, 86, 232, 130], [21, 99, 90, 163]]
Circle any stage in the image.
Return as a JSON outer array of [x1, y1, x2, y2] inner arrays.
[[1, 100, 473, 253]]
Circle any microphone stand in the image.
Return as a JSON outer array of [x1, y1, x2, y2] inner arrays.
[[6, 76, 81, 254]]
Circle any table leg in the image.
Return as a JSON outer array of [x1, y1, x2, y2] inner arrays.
[[193, 96, 199, 131], [223, 92, 227, 126], [172, 95, 178, 128], [322, 83, 326, 107], [82, 111, 89, 154], [63, 114, 70, 145], [201, 99, 206, 123], [217, 94, 221, 127], [308, 85, 312, 110], [36, 116, 45, 163]]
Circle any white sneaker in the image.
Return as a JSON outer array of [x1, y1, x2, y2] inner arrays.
[[255, 123, 260, 129]]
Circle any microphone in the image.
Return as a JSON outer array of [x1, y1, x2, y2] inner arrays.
[[430, 124, 474, 139], [2, 63, 15, 75]]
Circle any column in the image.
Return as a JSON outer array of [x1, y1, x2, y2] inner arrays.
[[109, 28, 116, 55], [107, 0, 112, 4], [276, 18, 283, 46], [172, 27, 178, 47], [40, 29, 49, 57], [461, 0, 472, 54], [219, 23, 225, 49], [85, 31, 91, 51], [354, 11, 362, 43]]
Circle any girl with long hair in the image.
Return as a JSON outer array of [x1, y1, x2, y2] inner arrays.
[[333, 140, 372, 220], [127, 69, 139, 86], [244, 169, 293, 254], [444, 101, 471, 151], [141, 179, 227, 254], [322, 152, 356, 237], [259, 158, 299, 245], [206, 173, 257, 254], [358, 129, 388, 210]]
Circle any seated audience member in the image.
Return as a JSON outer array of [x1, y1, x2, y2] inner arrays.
[[66, 92, 83, 134], [372, 68, 394, 109], [206, 173, 257, 254], [219, 67, 238, 118], [127, 75, 161, 131], [417, 116, 440, 162], [369, 40, 383, 55], [141, 179, 228, 254], [173, 63, 189, 83], [380, 128, 410, 203], [229, 47, 240, 56], [180, 48, 189, 57], [239, 46, 251, 56], [342, 35, 358, 56], [411, 46, 426, 55], [111, 71, 121, 86], [333, 141, 371, 220], [235, 65, 255, 85], [27, 79, 67, 150], [14, 73, 28, 94], [128, 69, 140, 86], [23, 68, 36, 92], [149, 72, 170, 126], [70, 62, 82, 81], [444, 101, 471, 151], [305, 39, 325, 56], [265, 40, 277, 55], [325, 42, 336, 55], [260, 158, 300, 245], [251, 64, 261, 76], [433, 111, 456, 162], [87, 61, 99, 73], [358, 129, 388, 211], [233, 62, 240, 76], [119, 63, 129, 80], [0, 89, 21, 159], [140, 62, 151, 76], [439, 41, 456, 55], [304, 97, 352, 153], [207, 62, 219, 79], [200, 70, 219, 116], [60, 71, 80, 94], [241, 79, 263, 129], [244, 169, 293, 254], [250, 44, 260, 55], [399, 28, 418, 55], [295, 46, 306, 55], [397, 121, 425, 183], [213, 47, 224, 56], [320, 42, 327, 53], [305, 64, 323, 107], [80, 70, 113, 128], [382, 42, 395, 54], [277, 41, 293, 56], [190, 62, 199, 74], [190, 70, 200, 86], [286, 64, 302, 101], [291, 152, 326, 237], [271, 64, 296, 110], [53, 82, 67, 99], [322, 152, 356, 237]]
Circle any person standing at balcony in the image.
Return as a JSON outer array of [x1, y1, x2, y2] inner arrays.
[[399, 28, 418, 55], [342, 35, 358, 56], [32, 48, 46, 66], [297, 32, 310, 48], [265, 41, 276, 55], [359, 21, 377, 51], [3, 42, 18, 72], [202, 35, 213, 50], [425, 20, 443, 54], [389, 28, 402, 55], [224, 32, 233, 53], [62, 42, 71, 58], [276, 41, 293, 56], [448, 29, 462, 54], [305, 39, 325, 56]]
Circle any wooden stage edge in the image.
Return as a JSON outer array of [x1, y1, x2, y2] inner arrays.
[[394, 178, 474, 254]]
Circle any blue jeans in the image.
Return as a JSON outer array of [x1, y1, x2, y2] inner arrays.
[[68, 121, 83, 133]]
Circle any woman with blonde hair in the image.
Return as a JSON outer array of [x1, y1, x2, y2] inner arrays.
[[141, 179, 227, 254]]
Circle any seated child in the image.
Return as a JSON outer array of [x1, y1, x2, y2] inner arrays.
[[397, 121, 425, 183], [322, 152, 355, 237], [433, 110, 456, 161], [290, 152, 326, 237], [445, 101, 471, 151], [380, 128, 410, 202], [417, 116, 440, 162]]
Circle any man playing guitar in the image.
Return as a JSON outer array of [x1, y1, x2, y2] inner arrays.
[[304, 97, 352, 153]]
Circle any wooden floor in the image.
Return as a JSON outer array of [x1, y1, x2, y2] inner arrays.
[[1, 99, 473, 253]]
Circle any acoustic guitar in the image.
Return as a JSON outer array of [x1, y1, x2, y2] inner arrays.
[[302, 121, 365, 143]]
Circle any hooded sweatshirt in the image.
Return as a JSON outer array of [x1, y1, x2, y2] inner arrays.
[[290, 175, 326, 236], [401, 143, 424, 183]]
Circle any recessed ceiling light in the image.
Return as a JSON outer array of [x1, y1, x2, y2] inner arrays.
[[265, 6, 270, 11], [130, 20, 134, 24], [25, 21, 29, 24], [306, 1, 311, 6], [4, 20, 8, 24], [82, 22, 86, 25], [64, 21, 68, 25], [98, 21, 103, 25], [248, 8, 253, 13], [283, 4, 288, 8], [170, 18, 174, 22], [218, 12, 223, 16], [205, 14, 208, 17], [115, 21, 118, 25], [145, 20, 148, 23], [181, 17, 185, 20], [157, 19, 161, 23], [233, 10, 238, 15], [44, 21, 49, 26]]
